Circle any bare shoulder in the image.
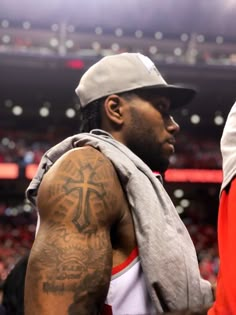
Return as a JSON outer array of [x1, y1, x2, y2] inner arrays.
[[37, 146, 124, 225], [43, 145, 118, 180]]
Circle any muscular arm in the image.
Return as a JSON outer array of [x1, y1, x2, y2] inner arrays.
[[25, 147, 123, 315]]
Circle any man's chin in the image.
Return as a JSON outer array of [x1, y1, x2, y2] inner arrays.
[[150, 160, 169, 174]]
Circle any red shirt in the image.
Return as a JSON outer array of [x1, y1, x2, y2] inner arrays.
[[208, 177, 236, 315]]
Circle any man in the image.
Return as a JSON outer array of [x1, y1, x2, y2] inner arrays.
[[24, 53, 213, 314], [208, 102, 236, 315]]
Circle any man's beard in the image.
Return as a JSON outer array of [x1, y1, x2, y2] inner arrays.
[[128, 142, 170, 173], [126, 107, 171, 173]]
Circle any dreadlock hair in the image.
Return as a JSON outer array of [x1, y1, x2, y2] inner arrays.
[[78, 98, 104, 133], [78, 91, 138, 133]]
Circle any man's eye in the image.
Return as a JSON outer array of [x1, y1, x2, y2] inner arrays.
[[157, 103, 168, 111], [157, 105, 170, 117], [162, 112, 171, 119], [157, 103, 164, 110]]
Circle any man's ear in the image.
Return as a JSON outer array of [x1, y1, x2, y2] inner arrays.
[[103, 94, 124, 126]]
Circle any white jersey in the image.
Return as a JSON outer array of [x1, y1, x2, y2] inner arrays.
[[101, 248, 156, 315]]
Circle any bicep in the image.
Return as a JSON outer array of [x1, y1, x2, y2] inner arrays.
[[25, 148, 118, 314]]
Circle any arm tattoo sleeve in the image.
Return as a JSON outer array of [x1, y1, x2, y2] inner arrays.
[[25, 149, 119, 314]]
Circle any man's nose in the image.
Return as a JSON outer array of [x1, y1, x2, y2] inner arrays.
[[167, 116, 180, 134]]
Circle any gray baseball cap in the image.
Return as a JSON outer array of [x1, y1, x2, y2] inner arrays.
[[75, 52, 196, 108]]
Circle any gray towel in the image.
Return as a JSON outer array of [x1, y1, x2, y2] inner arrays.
[[26, 129, 213, 313]]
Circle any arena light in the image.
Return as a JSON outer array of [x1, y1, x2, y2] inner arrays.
[[190, 114, 200, 124], [95, 26, 103, 35], [154, 32, 163, 40], [135, 30, 143, 38], [65, 59, 84, 69], [25, 164, 38, 179], [2, 34, 11, 44], [1, 19, 9, 28], [197, 34, 205, 43], [51, 24, 59, 31], [8, 141, 15, 150], [65, 39, 74, 48], [1, 137, 10, 146], [149, 46, 158, 55], [23, 203, 32, 212], [115, 28, 123, 37], [65, 108, 76, 118], [173, 189, 184, 198], [74, 103, 80, 110], [180, 199, 190, 208], [164, 169, 222, 183], [4, 99, 13, 108], [180, 33, 189, 42], [111, 43, 120, 52], [181, 108, 189, 116], [39, 107, 50, 117], [49, 37, 59, 47], [92, 41, 101, 50], [176, 205, 184, 214], [67, 25, 75, 33], [12, 105, 23, 116], [174, 47, 182, 56], [216, 36, 224, 44], [214, 115, 224, 126], [0, 163, 19, 179], [22, 21, 31, 30]]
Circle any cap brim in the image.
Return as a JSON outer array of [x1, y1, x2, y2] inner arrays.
[[142, 85, 197, 109]]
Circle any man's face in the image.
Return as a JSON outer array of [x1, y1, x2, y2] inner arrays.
[[122, 91, 180, 173]]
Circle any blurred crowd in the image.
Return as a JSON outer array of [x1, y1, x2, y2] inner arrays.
[[0, 132, 52, 166], [170, 132, 222, 169], [0, 206, 36, 287], [0, 130, 222, 169], [186, 222, 219, 286]]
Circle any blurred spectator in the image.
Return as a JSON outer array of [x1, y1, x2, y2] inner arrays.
[[0, 206, 36, 287], [170, 133, 222, 169], [2, 254, 29, 315]]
